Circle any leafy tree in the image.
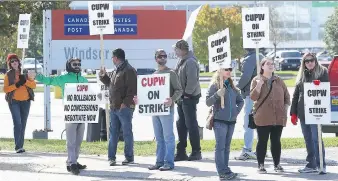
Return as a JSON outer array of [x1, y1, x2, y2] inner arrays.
[[0, 32, 22, 68], [324, 7, 338, 55], [192, 5, 244, 66]]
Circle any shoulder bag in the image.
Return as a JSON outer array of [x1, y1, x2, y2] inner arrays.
[[248, 81, 274, 129]]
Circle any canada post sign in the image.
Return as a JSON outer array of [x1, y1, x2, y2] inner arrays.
[[64, 14, 137, 35]]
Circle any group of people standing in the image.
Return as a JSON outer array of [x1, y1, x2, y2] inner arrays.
[[3, 39, 329, 179]]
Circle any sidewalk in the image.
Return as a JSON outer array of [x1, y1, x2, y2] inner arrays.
[[1, 148, 338, 181]]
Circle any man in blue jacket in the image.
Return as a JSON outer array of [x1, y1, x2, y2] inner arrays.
[[235, 48, 264, 160]]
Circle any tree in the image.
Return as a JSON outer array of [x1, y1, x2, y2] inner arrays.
[[324, 7, 338, 55], [0, 32, 22, 68], [192, 5, 244, 65], [269, 7, 288, 59]]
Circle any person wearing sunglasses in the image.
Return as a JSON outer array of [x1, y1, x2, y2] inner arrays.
[[133, 49, 182, 171], [290, 53, 329, 174], [3, 53, 36, 154], [35, 58, 88, 175], [206, 66, 244, 180]]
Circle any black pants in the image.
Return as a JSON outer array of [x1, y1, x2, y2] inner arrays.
[[256, 125, 283, 166], [176, 98, 201, 153]]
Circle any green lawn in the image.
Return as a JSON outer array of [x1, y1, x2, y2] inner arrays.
[[0, 137, 338, 156]]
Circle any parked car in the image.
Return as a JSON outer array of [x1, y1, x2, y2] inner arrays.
[[322, 55, 338, 136], [274, 50, 302, 71], [316, 51, 332, 68], [22, 58, 43, 74]]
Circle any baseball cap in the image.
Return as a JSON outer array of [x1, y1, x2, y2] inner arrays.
[[172, 39, 189, 50]]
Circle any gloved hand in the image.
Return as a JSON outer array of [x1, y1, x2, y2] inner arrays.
[[15, 75, 26, 88], [216, 88, 226, 97], [291, 114, 298, 125]]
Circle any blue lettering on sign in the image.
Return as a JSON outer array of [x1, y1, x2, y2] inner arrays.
[[63, 14, 138, 35]]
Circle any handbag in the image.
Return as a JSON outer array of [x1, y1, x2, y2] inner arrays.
[[206, 107, 214, 130], [248, 81, 274, 129]]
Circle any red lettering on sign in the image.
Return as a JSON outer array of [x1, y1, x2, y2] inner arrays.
[[141, 76, 166, 87], [77, 85, 88, 91]]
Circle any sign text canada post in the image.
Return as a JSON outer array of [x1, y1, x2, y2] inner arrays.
[[137, 73, 170, 116], [63, 83, 101, 123]]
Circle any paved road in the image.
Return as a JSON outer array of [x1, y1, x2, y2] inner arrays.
[[0, 148, 337, 181], [0, 87, 336, 141]]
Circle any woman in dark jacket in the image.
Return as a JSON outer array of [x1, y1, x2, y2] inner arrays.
[[290, 53, 329, 174]]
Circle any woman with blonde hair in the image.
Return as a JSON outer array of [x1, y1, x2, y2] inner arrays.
[[290, 52, 329, 174], [206, 65, 244, 180], [250, 57, 290, 174]]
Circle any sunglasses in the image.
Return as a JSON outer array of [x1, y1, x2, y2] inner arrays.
[[72, 63, 81, 67], [10, 59, 19, 63], [157, 54, 167, 59], [223, 68, 232, 72], [304, 59, 315, 63]]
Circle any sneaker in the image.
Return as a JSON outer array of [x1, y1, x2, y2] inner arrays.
[[66, 166, 71, 172], [109, 159, 116, 166], [159, 165, 173, 171], [235, 152, 256, 160], [77, 163, 87, 170], [122, 159, 134, 165], [274, 164, 284, 173], [70, 164, 80, 175], [219, 172, 238, 180], [319, 168, 327, 175], [298, 167, 318, 173], [148, 164, 162, 170], [188, 151, 202, 161], [258, 164, 267, 174], [16, 148, 25, 153], [174, 153, 189, 162]]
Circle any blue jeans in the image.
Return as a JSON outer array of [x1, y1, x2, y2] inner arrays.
[[152, 107, 175, 168], [300, 120, 326, 169], [8, 100, 31, 150], [214, 122, 235, 175], [108, 107, 134, 161], [243, 96, 254, 152]]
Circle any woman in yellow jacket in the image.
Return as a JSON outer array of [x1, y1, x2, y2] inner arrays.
[[3, 54, 36, 153]]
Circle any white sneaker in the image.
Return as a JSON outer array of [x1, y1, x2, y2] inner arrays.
[[319, 168, 327, 175], [235, 152, 256, 160], [298, 167, 318, 173]]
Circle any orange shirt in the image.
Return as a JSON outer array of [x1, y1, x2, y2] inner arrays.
[[3, 71, 36, 101]]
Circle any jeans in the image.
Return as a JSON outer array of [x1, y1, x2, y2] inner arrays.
[[152, 107, 175, 168], [256, 125, 283, 166], [243, 96, 254, 152], [176, 98, 201, 153], [300, 120, 326, 169], [8, 100, 31, 150], [65, 123, 85, 166], [108, 107, 134, 161], [214, 122, 235, 175]]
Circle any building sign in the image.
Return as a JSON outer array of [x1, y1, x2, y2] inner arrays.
[[64, 14, 138, 35]]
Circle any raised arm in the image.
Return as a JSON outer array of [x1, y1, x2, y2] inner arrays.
[[35, 73, 64, 87]]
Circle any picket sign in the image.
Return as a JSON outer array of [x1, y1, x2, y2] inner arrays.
[[304, 80, 331, 174], [88, 1, 114, 139], [242, 7, 269, 75], [17, 14, 31, 74], [137, 73, 170, 116], [63, 83, 101, 124], [96, 69, 114, 104], [208, 28, 232, 108]]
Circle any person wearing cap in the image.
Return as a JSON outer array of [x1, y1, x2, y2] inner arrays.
[[206, 66, 244, 180], [173, 39, 202, 161], [4, 53, 36, 154], [235, 48, 264, 161], [133, 49, 182, 171], [99, 48, 137, 167], [35, 58, 88, 175]]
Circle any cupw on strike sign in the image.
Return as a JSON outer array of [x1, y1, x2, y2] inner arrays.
[[137, 73, 170, 116]]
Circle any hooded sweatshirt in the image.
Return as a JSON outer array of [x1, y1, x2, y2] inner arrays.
[[36, 59, 88, 98]]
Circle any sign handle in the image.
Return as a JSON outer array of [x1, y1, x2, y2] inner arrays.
[[219, 69, 224, 108], [100, 30, 110, 141], [21, 48, 26, 74], [318, 124, 324, 173], [255, 43, 260, 75]]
